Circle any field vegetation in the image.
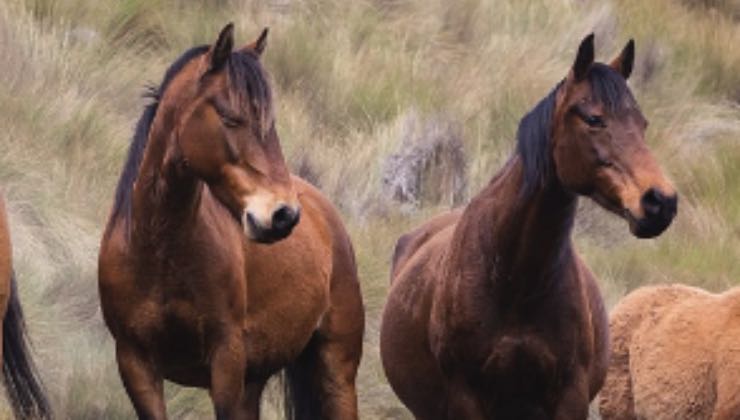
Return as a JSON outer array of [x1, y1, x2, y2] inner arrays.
[[1, 0, 739, 418]]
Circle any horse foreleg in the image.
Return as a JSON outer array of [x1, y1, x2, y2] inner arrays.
[[445, 378, 486, 420], [286, 332, 361, 420], [553, 375, 590, 420], [286, 280, 363, 420], [209, 331, 248, 420], [242, 378, 267, 420], [116, 343, 166, 420], [316, 333, 362, 419], [315, 275, 364, 420]]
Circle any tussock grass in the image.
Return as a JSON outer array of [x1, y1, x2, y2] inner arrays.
[[1, 0, 738, 418]]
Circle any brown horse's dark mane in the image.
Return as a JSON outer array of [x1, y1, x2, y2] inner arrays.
[[515, 63, 635, 198], [515, 81, 561, 198], [107, 45, 274, 234]]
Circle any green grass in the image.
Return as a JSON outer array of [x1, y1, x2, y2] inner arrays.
[[1, 0, 739, 418]]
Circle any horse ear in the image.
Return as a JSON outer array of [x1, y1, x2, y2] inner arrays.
[[610, 39, 635, 80], [210, 23, 234, 71], [572, 33, 595, 82], [244, 28, 269, 57]]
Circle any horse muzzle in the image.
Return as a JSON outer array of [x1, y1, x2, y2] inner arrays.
[[242, 205, 301, 244], [629, 188, 678, 239]]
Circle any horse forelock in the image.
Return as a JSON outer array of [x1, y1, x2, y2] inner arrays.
[[226, 50, 274, 141], [587, 63, 637, 114]]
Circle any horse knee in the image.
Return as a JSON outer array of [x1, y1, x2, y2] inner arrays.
[[115, 344, 167, 420]]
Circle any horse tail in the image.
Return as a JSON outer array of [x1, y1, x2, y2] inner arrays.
[[3, 272, 52, 419], [282, 335, 322, 420]]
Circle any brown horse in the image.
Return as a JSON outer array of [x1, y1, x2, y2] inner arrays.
[[380, 34, 678, 419], [0, 194, 52, 419], [98, 25, 364, 420], [600, 284, 740, 419]]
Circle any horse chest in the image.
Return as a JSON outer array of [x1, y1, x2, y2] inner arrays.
[[243, 263, 330, 369], [433, 289, 584, 380], [122, 291, 212, 345], [107, 254, 245, 355], [159, 301, 210, 355]]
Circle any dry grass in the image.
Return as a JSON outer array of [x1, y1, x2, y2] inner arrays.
[[1, 0, 739, 418]]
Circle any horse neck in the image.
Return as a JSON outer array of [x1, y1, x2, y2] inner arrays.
[[131, 118, 202, 245], [448, 155, 577, 303]]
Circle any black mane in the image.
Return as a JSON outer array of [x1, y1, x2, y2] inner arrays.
[[107, 45, 274, 233], [107, 45, 209, 233], [516, 81, 561, 198], [516, 63, 635, 197]]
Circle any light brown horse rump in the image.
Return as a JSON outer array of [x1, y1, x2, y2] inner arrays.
[[600, 284, 740, 419]]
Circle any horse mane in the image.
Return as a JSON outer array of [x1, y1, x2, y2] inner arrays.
[[515, 81, 562, 198], [107, 45, 274, 233], [516, 63, 635, 197], [107, 45, 209, 233]]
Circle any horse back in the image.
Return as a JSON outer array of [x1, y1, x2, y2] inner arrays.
[[607, 284, 707, 365], [390, 209, 462, 281]]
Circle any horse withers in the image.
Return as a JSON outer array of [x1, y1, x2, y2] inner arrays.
[[380, 34, 677, 419], [0, 194, 51, 419], [98, 25, 364, 419]]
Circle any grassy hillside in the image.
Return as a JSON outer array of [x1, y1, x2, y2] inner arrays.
[[1, 0, 739, 418]]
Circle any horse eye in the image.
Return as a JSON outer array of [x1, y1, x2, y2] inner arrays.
[[584, 115, 606, 128], [220, 115, 242, 128], [596, 157, 613, 168]]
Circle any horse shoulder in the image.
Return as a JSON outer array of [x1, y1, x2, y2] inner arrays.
[[291, 177, 360, 308], [288, 177, 349, 271], [242, 178, 355, 364], [570, 257, 610, 397], [98, 223, 154, 338]]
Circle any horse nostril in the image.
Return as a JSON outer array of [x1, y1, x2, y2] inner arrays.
[[641, 188, 665, 218], [271, 206, 299, 231]]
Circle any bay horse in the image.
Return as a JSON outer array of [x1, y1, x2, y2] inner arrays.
[[380, 34, 678, 419], [0, 194, 52, 419], [98, 24, 364, 419], [600, 284, 740, 419]]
